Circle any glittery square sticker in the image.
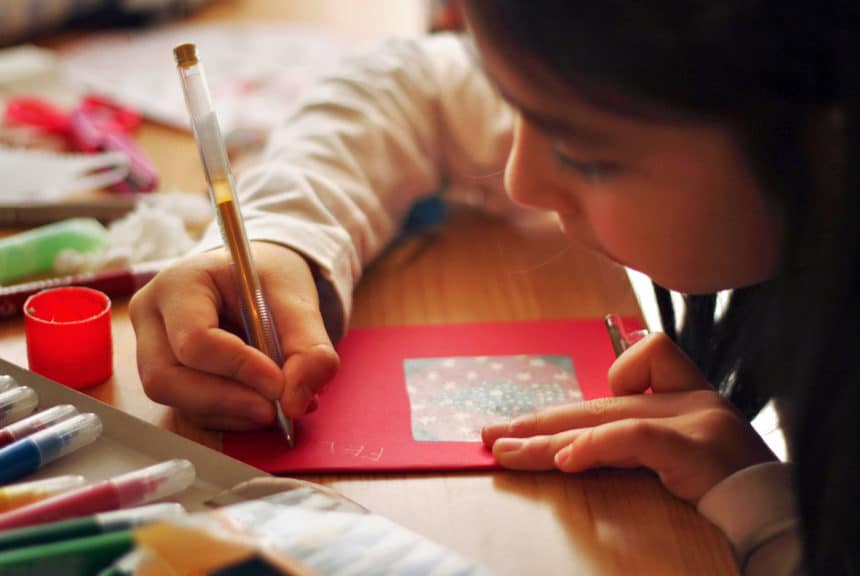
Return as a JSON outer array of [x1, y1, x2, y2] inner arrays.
[[404, 355, 581, 442]]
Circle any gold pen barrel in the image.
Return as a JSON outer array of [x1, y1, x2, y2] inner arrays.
[[175, 43, 294, 446]]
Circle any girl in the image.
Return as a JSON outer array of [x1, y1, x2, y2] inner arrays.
[[130, 2, 859, 572]]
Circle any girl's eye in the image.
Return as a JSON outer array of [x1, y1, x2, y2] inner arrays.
[[552, 144, 621, 182]]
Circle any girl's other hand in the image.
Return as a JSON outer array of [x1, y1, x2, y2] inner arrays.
[[129, 242, 339, 430], [481, 333, 775, 503]]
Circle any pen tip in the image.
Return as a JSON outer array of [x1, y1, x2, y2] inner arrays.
[[274, 403, 295, 448]]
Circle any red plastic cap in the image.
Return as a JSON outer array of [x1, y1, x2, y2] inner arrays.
[[24, 287, 113, 390]]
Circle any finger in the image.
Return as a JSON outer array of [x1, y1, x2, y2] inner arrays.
[[491, 429, 582, 470], [554, 418, 695, 481], [156, 266, 284, 400], [135, 313, 276, 426], [481, 393, 683, 446], [254, 244, 340, 415], [608, 332, 712, 396], [185, 412, 270, 432], [279, 344, 339, 417]]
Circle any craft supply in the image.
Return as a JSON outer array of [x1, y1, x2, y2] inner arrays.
[[24, 286, 113, 390], [0, 404, 79, 448], [0, 261, 165, 321], [175, 43, 294, 446], [0, 374, 18, 392], [0, 197, 138, 228], [0, 145, 129, 203], [0, 529, 135, 575], [0, 502, 185, 551], [0, 218, 108, 285], [223, 318, 643, 473], [604, 314, 650, 358], [0, 459, 196, 530], [0, 475, 86, 513], [4, 95, 159, 193], [0, 386, 38, 427], [0, 413, 102, 485]]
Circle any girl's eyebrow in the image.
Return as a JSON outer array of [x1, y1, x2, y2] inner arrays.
[[495, 84, 614, 147], [463, 37, 614, 146]]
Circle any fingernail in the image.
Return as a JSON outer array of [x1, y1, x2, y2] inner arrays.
[[482, 422, 507, 437], [554, 446, 572, 468], [494, 438, 526, 454]]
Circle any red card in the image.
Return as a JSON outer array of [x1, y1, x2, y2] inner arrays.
[[223, 318, 642, 474]]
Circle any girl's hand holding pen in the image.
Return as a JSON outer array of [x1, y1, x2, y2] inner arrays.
[[481, 333, 775, 504], [129, 241, 339, 431]]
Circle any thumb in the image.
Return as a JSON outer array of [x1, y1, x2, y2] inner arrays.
[[608, 332, 712, 396]]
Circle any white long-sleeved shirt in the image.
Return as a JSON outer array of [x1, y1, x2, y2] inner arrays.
[[197, 33, 801, 574]]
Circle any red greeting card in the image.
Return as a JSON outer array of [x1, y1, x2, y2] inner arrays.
[[223, 318, 642, 474]]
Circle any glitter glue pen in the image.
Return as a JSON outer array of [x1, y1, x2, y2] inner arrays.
[[0, 475, 87, 513], [0, 413, 102, 485], [0, 404, 79, 449], [0, 375, 19, 393], [0, 459, 196, 530], [0, 502, 185, 551], [173, 42, 295, 447], [0, 386, 39, 427]]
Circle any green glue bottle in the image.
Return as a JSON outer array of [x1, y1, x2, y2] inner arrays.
[[0, 218, 108, 285]]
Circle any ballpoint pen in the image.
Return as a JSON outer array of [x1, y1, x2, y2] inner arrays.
[[174, 42, 295, 446]]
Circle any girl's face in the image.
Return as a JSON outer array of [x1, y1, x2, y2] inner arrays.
[[469, 25, 783, 294]]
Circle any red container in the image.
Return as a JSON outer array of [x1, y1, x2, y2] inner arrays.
[[24, 287, 113, 390]]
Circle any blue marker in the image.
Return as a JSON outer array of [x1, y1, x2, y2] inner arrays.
[[0, 386, 38, 427], [0, 413, 102, 485]]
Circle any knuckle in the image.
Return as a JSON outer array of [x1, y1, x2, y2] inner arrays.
[[524, 435, 552, 455], [623, 418, 654, 439], [648, 332, 675, 350], [692, 408, 741, 445], [138, 365, 168, 403], [509, 413, 538, 436], [687, 389, 721, 407], [128, 292, 143, 322], [584, 397, 619, 418], [171, 327, 209, 366]]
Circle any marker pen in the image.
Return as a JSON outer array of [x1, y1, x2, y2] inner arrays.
[[0, 529, 135, 575], [0, 459, 196, 530], [0, 475, 86, 513], [0, 413, 102, 484], [0, 386, 38, 427], [0, 374, 19, 393], [0, 404, 79, 448], [0, 502, 185, 551]]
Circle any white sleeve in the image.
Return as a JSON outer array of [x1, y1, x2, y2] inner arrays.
[[195, 33, 514, 339], [697, 462, 803, 575]]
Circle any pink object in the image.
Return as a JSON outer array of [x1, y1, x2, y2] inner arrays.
[[4, 96, 158, 193], [24, 287, 113, 390], [223, 317, 644, 474], [0, 459, 195, 530]]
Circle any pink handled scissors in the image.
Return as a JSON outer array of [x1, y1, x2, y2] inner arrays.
[[4, 96, 159, 193]]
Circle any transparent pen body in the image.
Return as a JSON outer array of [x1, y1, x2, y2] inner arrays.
[[175, 47, 293, 444], [176, 59, 284, 365]]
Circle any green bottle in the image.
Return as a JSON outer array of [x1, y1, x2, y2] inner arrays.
[[0, 218, 108, 285]]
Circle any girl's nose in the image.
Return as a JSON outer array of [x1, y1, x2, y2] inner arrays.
[[504, 116, 578, 213]]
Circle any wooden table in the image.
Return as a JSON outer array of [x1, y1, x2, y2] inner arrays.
[[0, 1, 737, 573]]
